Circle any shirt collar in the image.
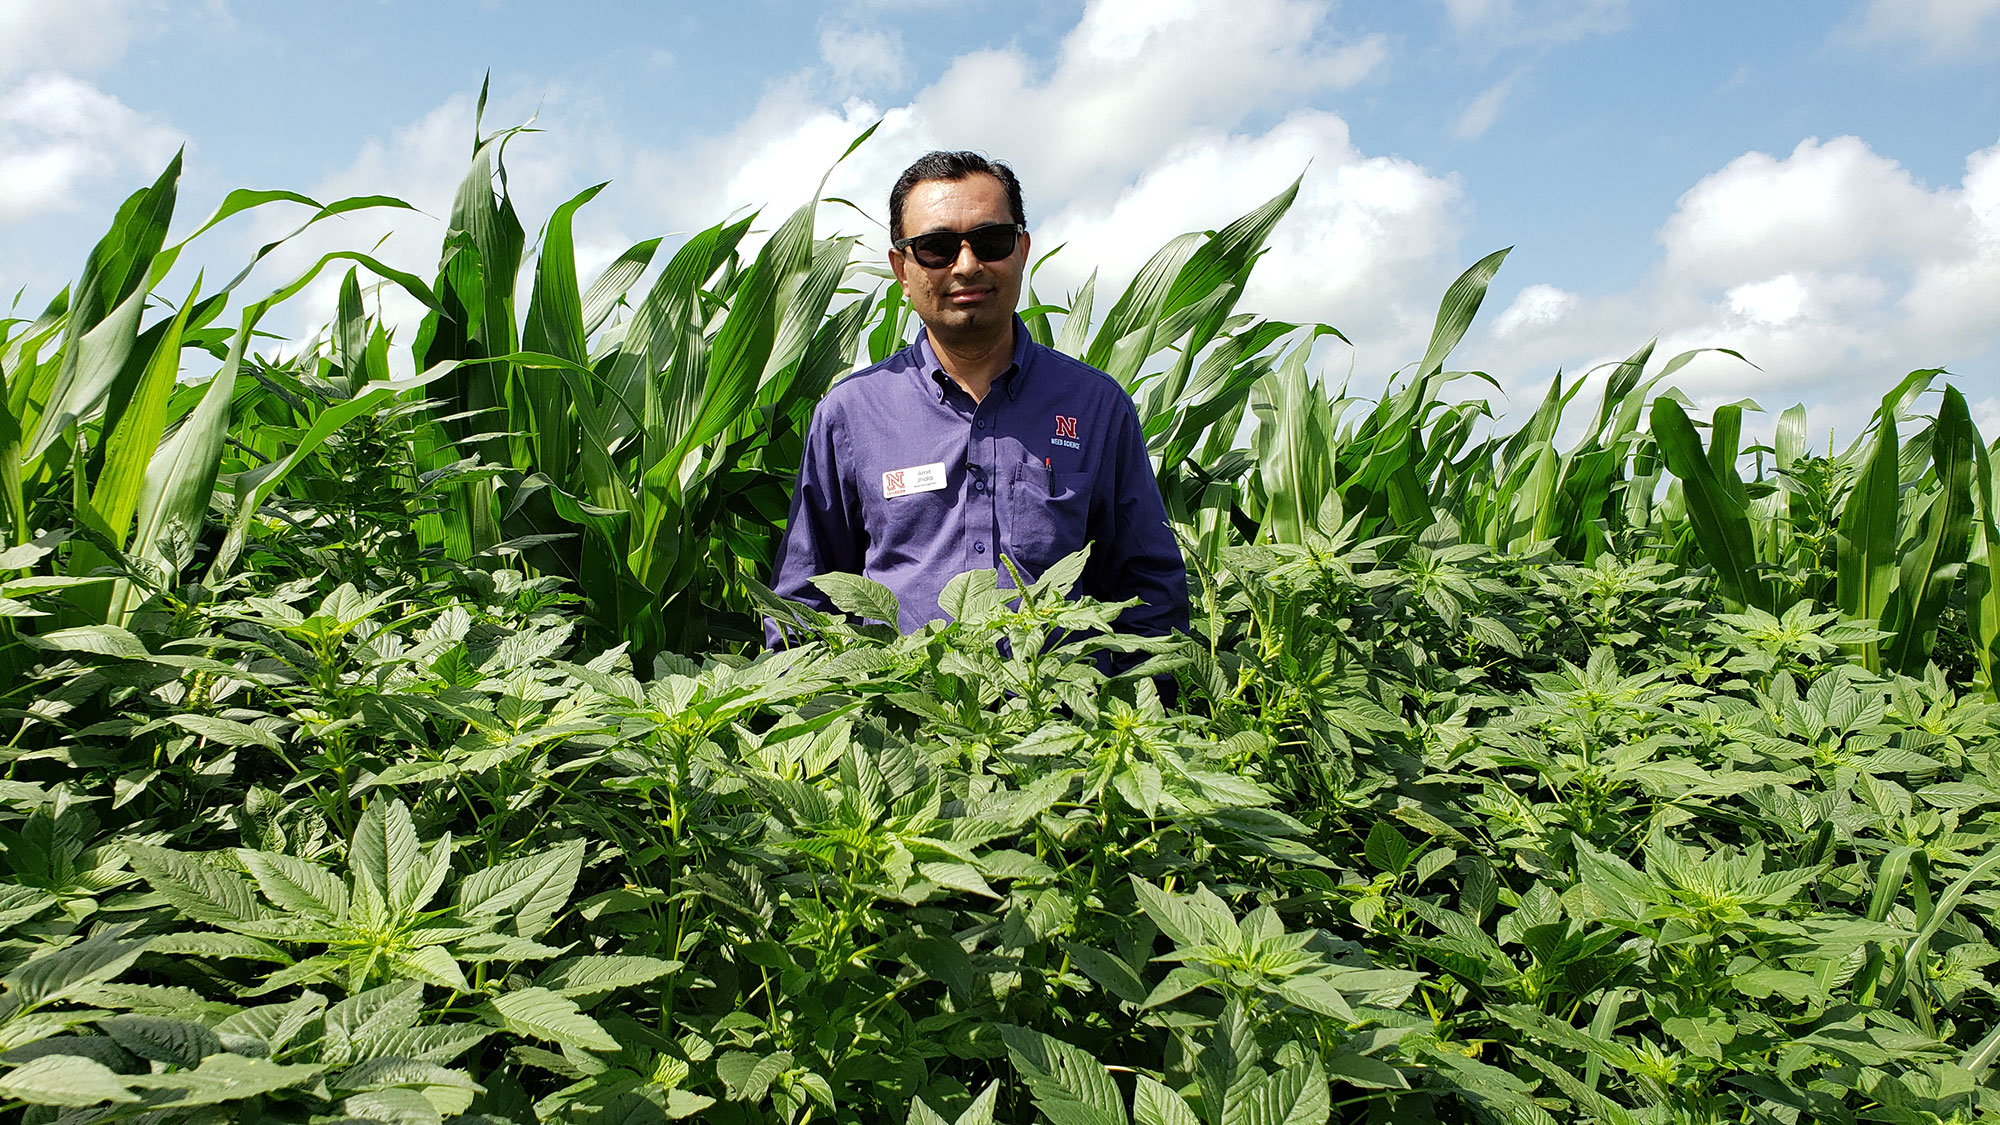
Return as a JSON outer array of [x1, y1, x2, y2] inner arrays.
[[917, 315, 1034, 402]]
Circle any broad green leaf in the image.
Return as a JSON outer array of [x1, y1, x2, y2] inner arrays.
[[1222, 1057, 1331, 1125], [457, 840, 584, 936], [1661, 1013, 1735, 1061], [3, 926, 151, 1008], [393, 945, 471, 993], [349, 798, 420, 910], [1000, 1026, 1124, 1124], [0, 1052, 139, 1106], [128, 1052, 323, 1107], [918, 861, 999, 899], [1130, 878, 1224, 948], [1322, 1051, 1407, 1089], [532, 955, 679, 999], [0, 1036, 139, 1073], [488, 987, 619, 1052], [23, 625, 151, 660], [716, 1049, 795, 1102], [144, 931, 291, 962], [336, 1086, 449, 1122], [332, 1057, 481, 1116], [938, 568, 1004, 626], [1274, 975, 1357, 1021], [1142, 966, 1220, 1010], [323, 980, 426, 1065], [357, 1024, 492, 1066], [213, 992, 326, 1055], [124, 843, 268, 926], [1132, 1075, 1201, 1125], [98, 1015, 222, 1068], [809, 571, 901, 626], [952, 1083, 1000, 1125], [1363, 819, 1412, 874], [164, 714, 280, 749], [1063, 944, 1149, 1004]]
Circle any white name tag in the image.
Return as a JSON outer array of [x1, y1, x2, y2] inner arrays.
[[883, 462, 947, 498]]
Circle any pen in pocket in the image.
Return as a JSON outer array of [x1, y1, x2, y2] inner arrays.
[[1045, 457, 1054, 497]]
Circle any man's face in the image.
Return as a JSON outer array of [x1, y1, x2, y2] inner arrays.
[[890, 172, 1030, 344]]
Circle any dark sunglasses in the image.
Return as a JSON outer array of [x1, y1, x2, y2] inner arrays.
[[892, 222, 1024, 269]]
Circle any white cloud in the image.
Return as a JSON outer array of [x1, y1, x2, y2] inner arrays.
[[0, 72, 185, 222], [1854, 0, 2000, 54], [206, 0, 1452, 391], [1474, 133, 2000, 437], [635, 0, 1390, 235], [1036, 111, 1463, 370], [1454, 67, 1527, 139], [0, 0, 138, 80], [131, 0, 1992, 452], [616, 0, 1446, 372], [1725, 274, 1810, 326], [1493, 283, 1578, 337], [1658, 135, 1961, 287]]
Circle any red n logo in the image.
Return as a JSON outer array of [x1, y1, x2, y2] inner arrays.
[[1055, 415, 1078, 439], [885, 470, 904, 492]]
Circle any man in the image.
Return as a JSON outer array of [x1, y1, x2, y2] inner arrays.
[[768, 150, 1187, 647]]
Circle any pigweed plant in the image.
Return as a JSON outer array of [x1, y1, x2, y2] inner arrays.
[[3, 98, 1999, 1124]]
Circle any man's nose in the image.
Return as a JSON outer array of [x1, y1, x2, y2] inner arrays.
[[950, 239, 984, 274]]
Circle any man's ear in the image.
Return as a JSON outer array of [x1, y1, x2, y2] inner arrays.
[[1018, 230, 1031, 262], [889, 247, 908, 288]]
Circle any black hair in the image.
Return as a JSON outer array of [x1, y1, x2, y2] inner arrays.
[[887, 151, 1026, 243]]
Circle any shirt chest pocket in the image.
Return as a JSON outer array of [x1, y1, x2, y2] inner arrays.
[[1007, 463, 1094, 574]]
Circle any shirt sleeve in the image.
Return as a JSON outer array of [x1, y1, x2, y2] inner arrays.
[[1088, 397, 1190, 638], [766, 401, 862, 648]]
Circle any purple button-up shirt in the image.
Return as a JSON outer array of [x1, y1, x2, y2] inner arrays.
[[768, 318, 1188, 642]]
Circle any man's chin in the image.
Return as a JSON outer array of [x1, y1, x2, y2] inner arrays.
[[930, 307, 1008, 337]]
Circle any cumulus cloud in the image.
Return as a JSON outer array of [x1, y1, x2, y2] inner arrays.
[[1037, 112, 1462, 369], [0, 72, 185, 222], [1492, 283, 1578, 338], [1852, 0, 2000, 55], [1658, 136, 1962, 286], [208, 0, 1459, 386], [601, 0, 1444, 372], [0, 0, 138, 80], [1475, 133, 2000, 438], [123, 0, 1995, 451], [638, 0, 1390, 232]]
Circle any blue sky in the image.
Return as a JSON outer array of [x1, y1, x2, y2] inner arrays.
[[4, 0, 1998, 438]]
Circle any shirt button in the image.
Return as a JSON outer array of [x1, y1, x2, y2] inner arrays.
[[976, 419, 987, 429], [974, 480, 985, 492], [974, 543, 986, 554]]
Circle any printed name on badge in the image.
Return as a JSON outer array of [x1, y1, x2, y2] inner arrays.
[[883, 462, 947, 499]]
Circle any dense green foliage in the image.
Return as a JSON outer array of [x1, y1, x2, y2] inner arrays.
[[3, 109, 2000, 1124]]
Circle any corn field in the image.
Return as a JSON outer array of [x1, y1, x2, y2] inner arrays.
[[1, 108, 1999, 1125]]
